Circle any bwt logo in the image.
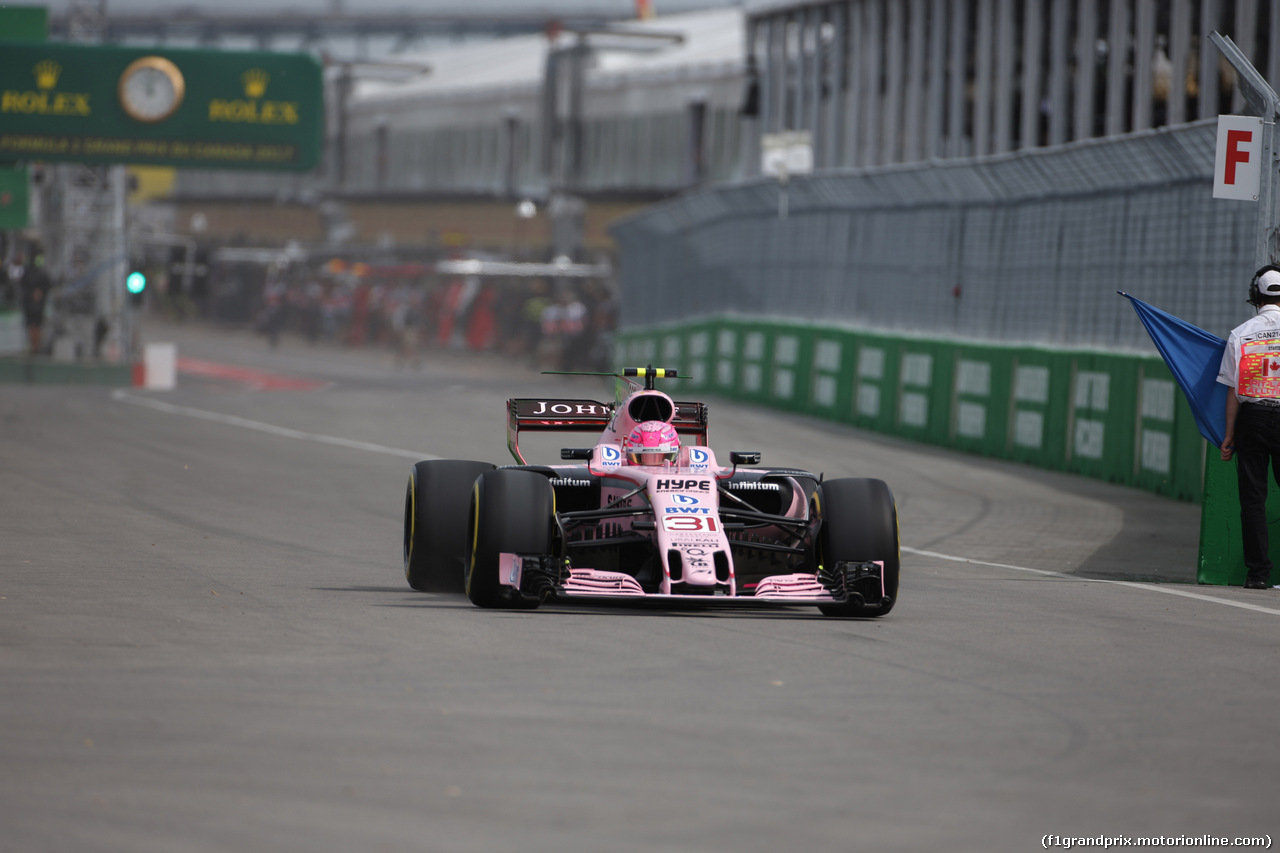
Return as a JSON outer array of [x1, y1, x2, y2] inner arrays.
[[655, 479, 710, 492], [671, 494, 700, 505], [597, 445, 622, 467], [688, 448, 711, 467], [665, 507, 712, 515]]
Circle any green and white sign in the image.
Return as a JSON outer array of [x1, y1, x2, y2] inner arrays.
[[0, 42, 323, 171]]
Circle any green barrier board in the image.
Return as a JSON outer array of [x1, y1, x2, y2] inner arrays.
[[622, 318, 1248, 581], [0, 357, 132, 386], [851, 334, 900, 435], [618, 320, 1208, 505], [1197, 447, 1280, 586]]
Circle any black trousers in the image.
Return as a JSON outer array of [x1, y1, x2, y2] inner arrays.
[[1234, 404, 1280, 582]]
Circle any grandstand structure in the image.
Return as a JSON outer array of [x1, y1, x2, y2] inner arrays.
[[162, 0, 1278, 256], [167, 8, 748, 254], [49, 8, 622, 48], [747, 0, 1279, 168], [340, 9, 745, 199]]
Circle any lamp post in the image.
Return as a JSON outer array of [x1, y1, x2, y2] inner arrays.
[[513, 198, 537, 261], [539, 23, 683, 262], [1210, 32, 1280, 269]]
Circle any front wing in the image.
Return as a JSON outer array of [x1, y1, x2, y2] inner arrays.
[[496, 553, 885, 610]]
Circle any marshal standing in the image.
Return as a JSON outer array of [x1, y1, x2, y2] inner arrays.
[[1218, 265, 1280, 590]]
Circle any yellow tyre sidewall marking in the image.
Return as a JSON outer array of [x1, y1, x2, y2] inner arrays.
[[466, 480, 481, 597], [404, 471, 417, 582]]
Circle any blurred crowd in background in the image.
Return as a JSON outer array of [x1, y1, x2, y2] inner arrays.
[[179, 258, 619, 373], [2, 232, 620, 370]]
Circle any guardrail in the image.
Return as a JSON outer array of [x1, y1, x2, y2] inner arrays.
[[617, 317, 1206, 503], [619, 318, 1280, 585]]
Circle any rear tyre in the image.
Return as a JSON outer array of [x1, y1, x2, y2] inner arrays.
[[466, 468, 555, 609], [816, 477, 899, 617], [404, 460, 495, 592]]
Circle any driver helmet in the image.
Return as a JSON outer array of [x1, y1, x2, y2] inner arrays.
[[624, 421, 680, 466]]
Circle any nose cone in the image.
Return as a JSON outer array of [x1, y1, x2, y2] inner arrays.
[[681, 562, 719, 586]]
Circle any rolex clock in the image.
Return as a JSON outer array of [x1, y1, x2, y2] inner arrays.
[[118, 56, 185, 123]]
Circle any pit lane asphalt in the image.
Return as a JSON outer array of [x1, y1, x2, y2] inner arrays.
[[2, 321, 1275, 853]]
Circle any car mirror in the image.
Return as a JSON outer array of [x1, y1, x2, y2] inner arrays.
[[729, 451, 761, 465], [561, 448, 594, 460]]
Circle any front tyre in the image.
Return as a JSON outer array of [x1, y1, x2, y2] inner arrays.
[[404, 460, 495, 592], [816, 477, 899, 617], [466, 469, 555, 609]]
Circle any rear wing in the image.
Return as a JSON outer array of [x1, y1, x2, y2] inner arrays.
[[506, 397, 710, 464], [508, 399, 613, 464], [671, 402, 709, 443]]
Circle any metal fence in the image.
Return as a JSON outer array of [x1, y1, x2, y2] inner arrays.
[[613, 118, 1261, 352]]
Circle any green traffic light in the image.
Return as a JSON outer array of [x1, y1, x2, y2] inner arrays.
[[126, 271, 146, 294]]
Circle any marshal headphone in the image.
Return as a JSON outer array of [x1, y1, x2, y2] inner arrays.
[[1248, 264, 1280, 308]]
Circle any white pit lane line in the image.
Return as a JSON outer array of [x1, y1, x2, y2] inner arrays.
[[115, 390, 1278, 616], [112, 389, 437, 461], [904, 547, 1280, 616]]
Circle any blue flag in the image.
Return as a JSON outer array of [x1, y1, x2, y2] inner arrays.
[[1120, 291, 1228, 447]]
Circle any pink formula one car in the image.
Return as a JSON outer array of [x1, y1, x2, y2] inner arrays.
[[403, 367, 899, 617]]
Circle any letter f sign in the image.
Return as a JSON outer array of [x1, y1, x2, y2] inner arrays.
[[1215, 115, 1263, 201], [1225, 130, 1251, 184]]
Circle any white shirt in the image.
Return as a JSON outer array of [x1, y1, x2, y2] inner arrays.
[[1217, 304, 1280, 402]]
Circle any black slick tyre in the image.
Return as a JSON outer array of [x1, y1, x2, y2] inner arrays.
[[816, 477, 900, 617], [404, 459, 495, 592], [466, 468, 555, 609]]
